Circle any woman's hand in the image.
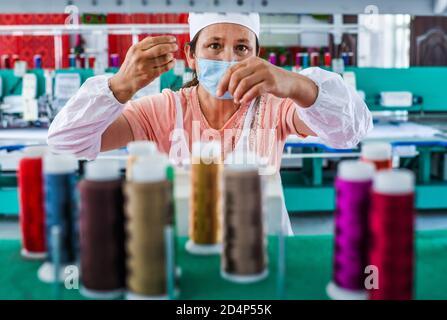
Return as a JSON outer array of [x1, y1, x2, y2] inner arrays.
[[109, 35, 178, 103], [216, 56, 318, 107]]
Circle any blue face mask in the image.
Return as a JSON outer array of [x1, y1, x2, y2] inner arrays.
[[197, 58, 238, 100]]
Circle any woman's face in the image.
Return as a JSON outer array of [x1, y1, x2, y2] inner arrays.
[[186, 23, 257, 70]]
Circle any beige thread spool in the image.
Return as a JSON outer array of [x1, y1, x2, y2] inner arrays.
[[126, 141, 157, 181], [186, 141, 223, 255], [221, 152, 268, 283], [124, 156, 171, 300]]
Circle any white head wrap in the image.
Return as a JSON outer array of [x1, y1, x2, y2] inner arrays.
[[188, 12, 260, 41]]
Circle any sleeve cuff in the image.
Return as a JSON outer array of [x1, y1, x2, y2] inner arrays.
[[89, 75, 127, 108]]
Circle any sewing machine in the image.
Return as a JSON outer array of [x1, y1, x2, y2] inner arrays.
[[282, 67, 447, 213]]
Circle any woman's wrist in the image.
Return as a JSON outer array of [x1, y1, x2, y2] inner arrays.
[[287, 72, 319, 108], [109, 75, 134, 104]]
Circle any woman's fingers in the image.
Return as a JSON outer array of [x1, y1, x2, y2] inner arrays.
[[239, 81, 265, 105], [233, 73, 264, 103], [227, 67, 255, 96], [143, 42, 178, 59], [138, 35, 177, 51], [148, 53, 175, 68], [153, 59, 176, 75], [216, 62, 246, 97]]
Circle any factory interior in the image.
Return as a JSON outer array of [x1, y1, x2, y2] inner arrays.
[[1, 0, 447, 302]]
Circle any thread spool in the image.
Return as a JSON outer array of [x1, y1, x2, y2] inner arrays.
[[38, 154, 79, 283], [18, 146, 48, 260], [361, 143, 392, 171], [221, 153, 268, 283], [369, 169, 415, 300], [126, 141, 157, 180], [79, 160, 125, 299], [124, 158, 171, 300], [186, 141, 223, 255], [327, 160, 374, 300]]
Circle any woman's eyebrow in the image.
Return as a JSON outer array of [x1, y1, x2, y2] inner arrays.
[[236, 39, 250, 43], [208, 36, 223, 41]]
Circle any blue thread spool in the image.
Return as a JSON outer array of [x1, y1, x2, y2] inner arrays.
[[341, 52, 350, 66], [301, 53, 309, 69], [68, 54, 76, 68], [37, 154, 79, 284], [33, 54, 42, 69]]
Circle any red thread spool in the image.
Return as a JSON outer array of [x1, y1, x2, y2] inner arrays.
[[311, 52, 320, 67], [369, 169, 415, 300], [324, 52, 332, 67], [87, 55, 96, 69], [361, 143, 392, 171], [1, 54, 11, 69], [18, 146, 48, 259]]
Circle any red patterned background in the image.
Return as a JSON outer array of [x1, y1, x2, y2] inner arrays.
[[0, 13, 189, 69]]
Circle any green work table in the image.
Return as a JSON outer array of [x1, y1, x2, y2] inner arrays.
[[1, 231, 447, 300]]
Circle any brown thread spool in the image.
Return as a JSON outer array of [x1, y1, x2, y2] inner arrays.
[[221, 155, 268, 283], [126, 141, 157, 181], [361, 143, 393, 171], [124, 157, 171, 299], [79, 160, 125, 299], [186, 141, 223, 255]]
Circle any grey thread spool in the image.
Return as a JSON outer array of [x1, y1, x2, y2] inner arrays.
[[221, 158, 268, 283]]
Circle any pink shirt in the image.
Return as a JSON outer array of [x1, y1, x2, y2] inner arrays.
[[122, 85, 302, 169]]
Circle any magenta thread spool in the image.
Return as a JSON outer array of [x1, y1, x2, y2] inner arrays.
[[327, 160, 375, 300], [279, 53, 287, 66], [110, 54, 120, 68], [268, 52, 277, 65], [295, 52, 301, 68]]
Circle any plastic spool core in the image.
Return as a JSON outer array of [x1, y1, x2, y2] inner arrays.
[[85, 159, 120, 181], [126, 291, 169, 300], [185, 240, 222, 255], [373, 169, 414, 195], [132, 155, 167, 183], [326, 282, 368, 300], [21, 248, 47, 260], [221, 269, 269, 284], [80, 286, 124, 300], [43, 154, 77, 174], [225, 151, 259, 172], [127, 141, 157, 156], [192, 141, 221, 162], [337, 160, 375, 181], [361, 143, 392, 161], [37, 261, 70, 283], [23, 146, 48, 158]]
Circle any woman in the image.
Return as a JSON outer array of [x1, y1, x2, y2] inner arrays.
[[48, 13, 373, 234]]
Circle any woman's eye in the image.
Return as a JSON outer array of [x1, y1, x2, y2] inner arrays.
[[209, 43, 221, 50], [236, 45, 249, 53]]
